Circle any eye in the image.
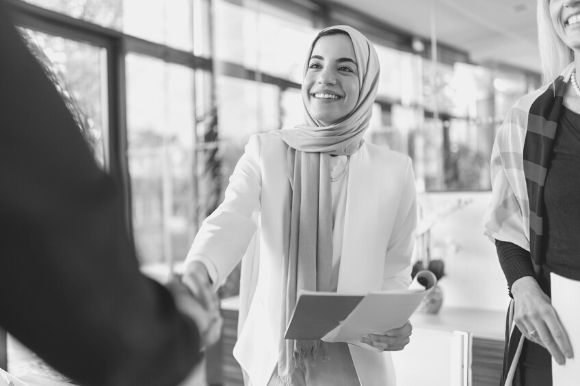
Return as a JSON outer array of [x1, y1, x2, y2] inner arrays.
[[308, 61, 322, 69], [338, 65, 356, 73], [339, 66, 353, 72]]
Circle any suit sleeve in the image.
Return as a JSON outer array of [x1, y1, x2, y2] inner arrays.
[[382, 158, 417, 290], [0, 4, 202, 386], [184, 135, 262, 289]]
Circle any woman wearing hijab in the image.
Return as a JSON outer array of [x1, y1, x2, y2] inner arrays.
[[183, 25, 417, 386], [484, 1, 580, 385]]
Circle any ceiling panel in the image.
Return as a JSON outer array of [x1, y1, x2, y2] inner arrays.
[[323, 0, 540, 73]]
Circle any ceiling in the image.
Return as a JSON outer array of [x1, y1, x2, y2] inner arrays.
[[325, 0, 540, 74]]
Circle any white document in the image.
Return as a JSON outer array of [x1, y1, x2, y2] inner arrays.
[[322, 270, 436, 343], [551, 272, 580, 386]]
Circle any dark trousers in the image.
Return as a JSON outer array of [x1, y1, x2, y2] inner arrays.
[[519, 340, 551, 386]]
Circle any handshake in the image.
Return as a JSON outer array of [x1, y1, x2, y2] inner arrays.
[[167, 262, 223, 350]]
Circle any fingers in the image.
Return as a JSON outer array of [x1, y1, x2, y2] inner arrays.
[[206, 313, 224, 347], [385, 321, 412, 336], [516, 307, 573, 365], [182, 263, 213, 309], [168, 271, 223, 350], [361, 334, 410, 351], [544, 312, 574, 360], [512, 280, 576, 365], [361, 322, 412, 351]]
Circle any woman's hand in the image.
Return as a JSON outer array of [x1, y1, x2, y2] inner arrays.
[[170, 262, 222, 350], [360, 321, 412, 351], [511, 276, 574, 365]]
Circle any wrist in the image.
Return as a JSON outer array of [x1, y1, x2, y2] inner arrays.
[[511, 276, 539, 298], [186, 261, 211, 284]]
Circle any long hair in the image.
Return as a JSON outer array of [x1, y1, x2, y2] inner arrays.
[[537, 0, 573, 82]]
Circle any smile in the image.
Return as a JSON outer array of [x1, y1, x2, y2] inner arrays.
[[312, 93, 342, 100], [566, 13, 580, 27]]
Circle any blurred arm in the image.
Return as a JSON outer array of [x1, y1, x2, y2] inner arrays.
[[0, 4, 202, 385]]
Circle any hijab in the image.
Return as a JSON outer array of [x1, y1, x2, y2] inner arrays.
[[276, 25, 380, 382]]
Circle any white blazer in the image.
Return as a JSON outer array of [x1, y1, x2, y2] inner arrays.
[[185, 132, 417, 386]]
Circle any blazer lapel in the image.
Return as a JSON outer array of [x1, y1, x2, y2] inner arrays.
[[337, 144, 385, 293]]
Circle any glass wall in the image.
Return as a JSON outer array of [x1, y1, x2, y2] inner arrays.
[[23, 0, 194, 51], [15, 0, 541, 267], [15, 0, 203, 267], [126, 55, 196, 265], [20, 29, 108, 167], [212, 0, 315, 202]]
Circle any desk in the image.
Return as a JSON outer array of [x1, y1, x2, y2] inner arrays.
[[218, 298, 505, 386]]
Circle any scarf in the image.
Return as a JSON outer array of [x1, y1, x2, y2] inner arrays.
[[484, 62, 573, 259], [276, 25, 380, 382]]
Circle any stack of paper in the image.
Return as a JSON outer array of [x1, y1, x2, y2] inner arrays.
[[285, 270, 437, 342]]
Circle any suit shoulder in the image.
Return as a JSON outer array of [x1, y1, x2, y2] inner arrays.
[[365, 142, 412, 167], [248, 131, 286, 149]]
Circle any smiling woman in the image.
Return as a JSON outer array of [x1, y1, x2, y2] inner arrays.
[[484, 1, 580, 385], [182, 25, 418, 386]]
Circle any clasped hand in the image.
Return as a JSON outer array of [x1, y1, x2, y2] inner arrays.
[[358, 321, 412, 352], [167, 263, 223, 350], [512, 276, 574, 365]]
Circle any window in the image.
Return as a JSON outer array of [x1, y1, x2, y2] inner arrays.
[[374, 43, 423, 106], [126, 54, 196, 264], [22, 0, 122, 29], [214, 0, 315, 82], [20, 28, 108, 167], [23, 0, 194, 51], [216, 76, 280, 194]]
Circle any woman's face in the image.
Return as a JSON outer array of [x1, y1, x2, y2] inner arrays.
[[302, 33, 360, 126], [550, 0, 580, 51]]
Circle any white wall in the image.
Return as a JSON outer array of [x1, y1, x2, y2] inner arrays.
[[420, 191, 510, 312]]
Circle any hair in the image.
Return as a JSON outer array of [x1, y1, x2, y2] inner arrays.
[[537, 0, 574, 82]]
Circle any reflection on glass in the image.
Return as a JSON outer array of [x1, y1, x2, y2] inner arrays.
[[444, 119, 491, 191], [493, 70, 529, 122], [126, 54, 196, 265], [23, 0, 194, 51], [280, 88, 303, 130], [423, 61, 455, 114], [214, 0, 314, 82], [216, 75, 279, 195], [193, 0, 211, 57], [23, 0, 122, 29], [374, 43, 423, 105], [21, 29, 108, 166], [123, 0, 193, 51]]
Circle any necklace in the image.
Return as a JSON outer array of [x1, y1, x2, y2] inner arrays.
[[571, 70, 580, 97], [330, 156, 350, 182]]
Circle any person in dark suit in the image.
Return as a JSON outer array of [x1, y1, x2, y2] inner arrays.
[[0, 2, 221, 385]]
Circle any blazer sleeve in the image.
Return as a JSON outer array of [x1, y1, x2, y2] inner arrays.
[[382, 157, 417, 290], [185, 135, 262, 289], [0, 6, 201, 386]]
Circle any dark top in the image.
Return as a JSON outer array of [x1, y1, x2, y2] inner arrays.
[[495, 239, 534, 292], [495, 105, 580, 291], [544, 106, 580, 281], [0, 3, 201, 385]]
